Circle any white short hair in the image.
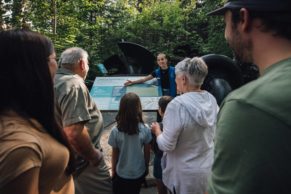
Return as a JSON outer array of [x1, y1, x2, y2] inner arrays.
[[175, 57, 208, 86], [59, 47, 88, 67]]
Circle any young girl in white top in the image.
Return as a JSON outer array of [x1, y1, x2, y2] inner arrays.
[[108, 92, 152, 194]]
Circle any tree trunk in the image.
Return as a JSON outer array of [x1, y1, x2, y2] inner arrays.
[[0, 1, 4, 30], [51, 0, 57, 34]]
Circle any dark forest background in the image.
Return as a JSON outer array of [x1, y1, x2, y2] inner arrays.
[[1, 0, 233, 81]]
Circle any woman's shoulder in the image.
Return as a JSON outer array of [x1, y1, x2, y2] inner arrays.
[[0, 115, 45, 164], [169, 66, 175, 70], [139, 123, 151, 133], [139, 122, 149, 129], [1, 112, 61, 148], [1, 113, 44, 137], [110, 126, 120, 134], [168, 95, 184, 106]]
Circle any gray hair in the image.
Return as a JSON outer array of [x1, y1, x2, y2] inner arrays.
[[175, 57, 208, 86], [59, 47, 88, 67]]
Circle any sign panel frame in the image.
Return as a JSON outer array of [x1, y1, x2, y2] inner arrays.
[[90, 76, 162, 111]]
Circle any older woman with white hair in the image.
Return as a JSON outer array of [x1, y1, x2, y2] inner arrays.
[[151, 57, 219, 194]]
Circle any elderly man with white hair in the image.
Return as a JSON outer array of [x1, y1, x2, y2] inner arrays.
[[54, 47, 112, 194], [151, 57, 219, 194]]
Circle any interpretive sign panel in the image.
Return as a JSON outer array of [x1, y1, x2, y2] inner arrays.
[[90, 76, 162, 111]]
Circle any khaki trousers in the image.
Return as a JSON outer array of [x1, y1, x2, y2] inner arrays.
[[75, 158, 112, 194]]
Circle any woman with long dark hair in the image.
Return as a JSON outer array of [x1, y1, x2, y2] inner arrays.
[[0, 30, 75, 194]]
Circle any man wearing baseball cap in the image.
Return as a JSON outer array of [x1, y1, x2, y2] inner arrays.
[[207, 1, 291, 194]]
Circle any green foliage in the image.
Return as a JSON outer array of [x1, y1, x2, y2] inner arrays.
[[112, 2, 193, 63], [1, 0, 234, 80], [199, 0, 232, 56], [0, 1, 5, 29], [105, 0, 233, 63]]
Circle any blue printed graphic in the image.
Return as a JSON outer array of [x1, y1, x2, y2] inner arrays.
[[90, 86, 113, 97]]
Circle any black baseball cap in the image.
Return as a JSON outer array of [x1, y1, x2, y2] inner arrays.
[[208, 0, 291, 16]]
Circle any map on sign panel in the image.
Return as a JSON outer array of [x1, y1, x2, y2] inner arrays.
[[90, 76, 162, 111]]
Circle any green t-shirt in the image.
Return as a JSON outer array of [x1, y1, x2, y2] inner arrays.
[[208, 58, 291, 194]]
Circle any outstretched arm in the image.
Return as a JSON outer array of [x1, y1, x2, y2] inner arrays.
[[124, 75, 153, 86]]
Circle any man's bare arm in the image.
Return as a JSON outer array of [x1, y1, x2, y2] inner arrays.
[[64, 122, 102, 166]]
